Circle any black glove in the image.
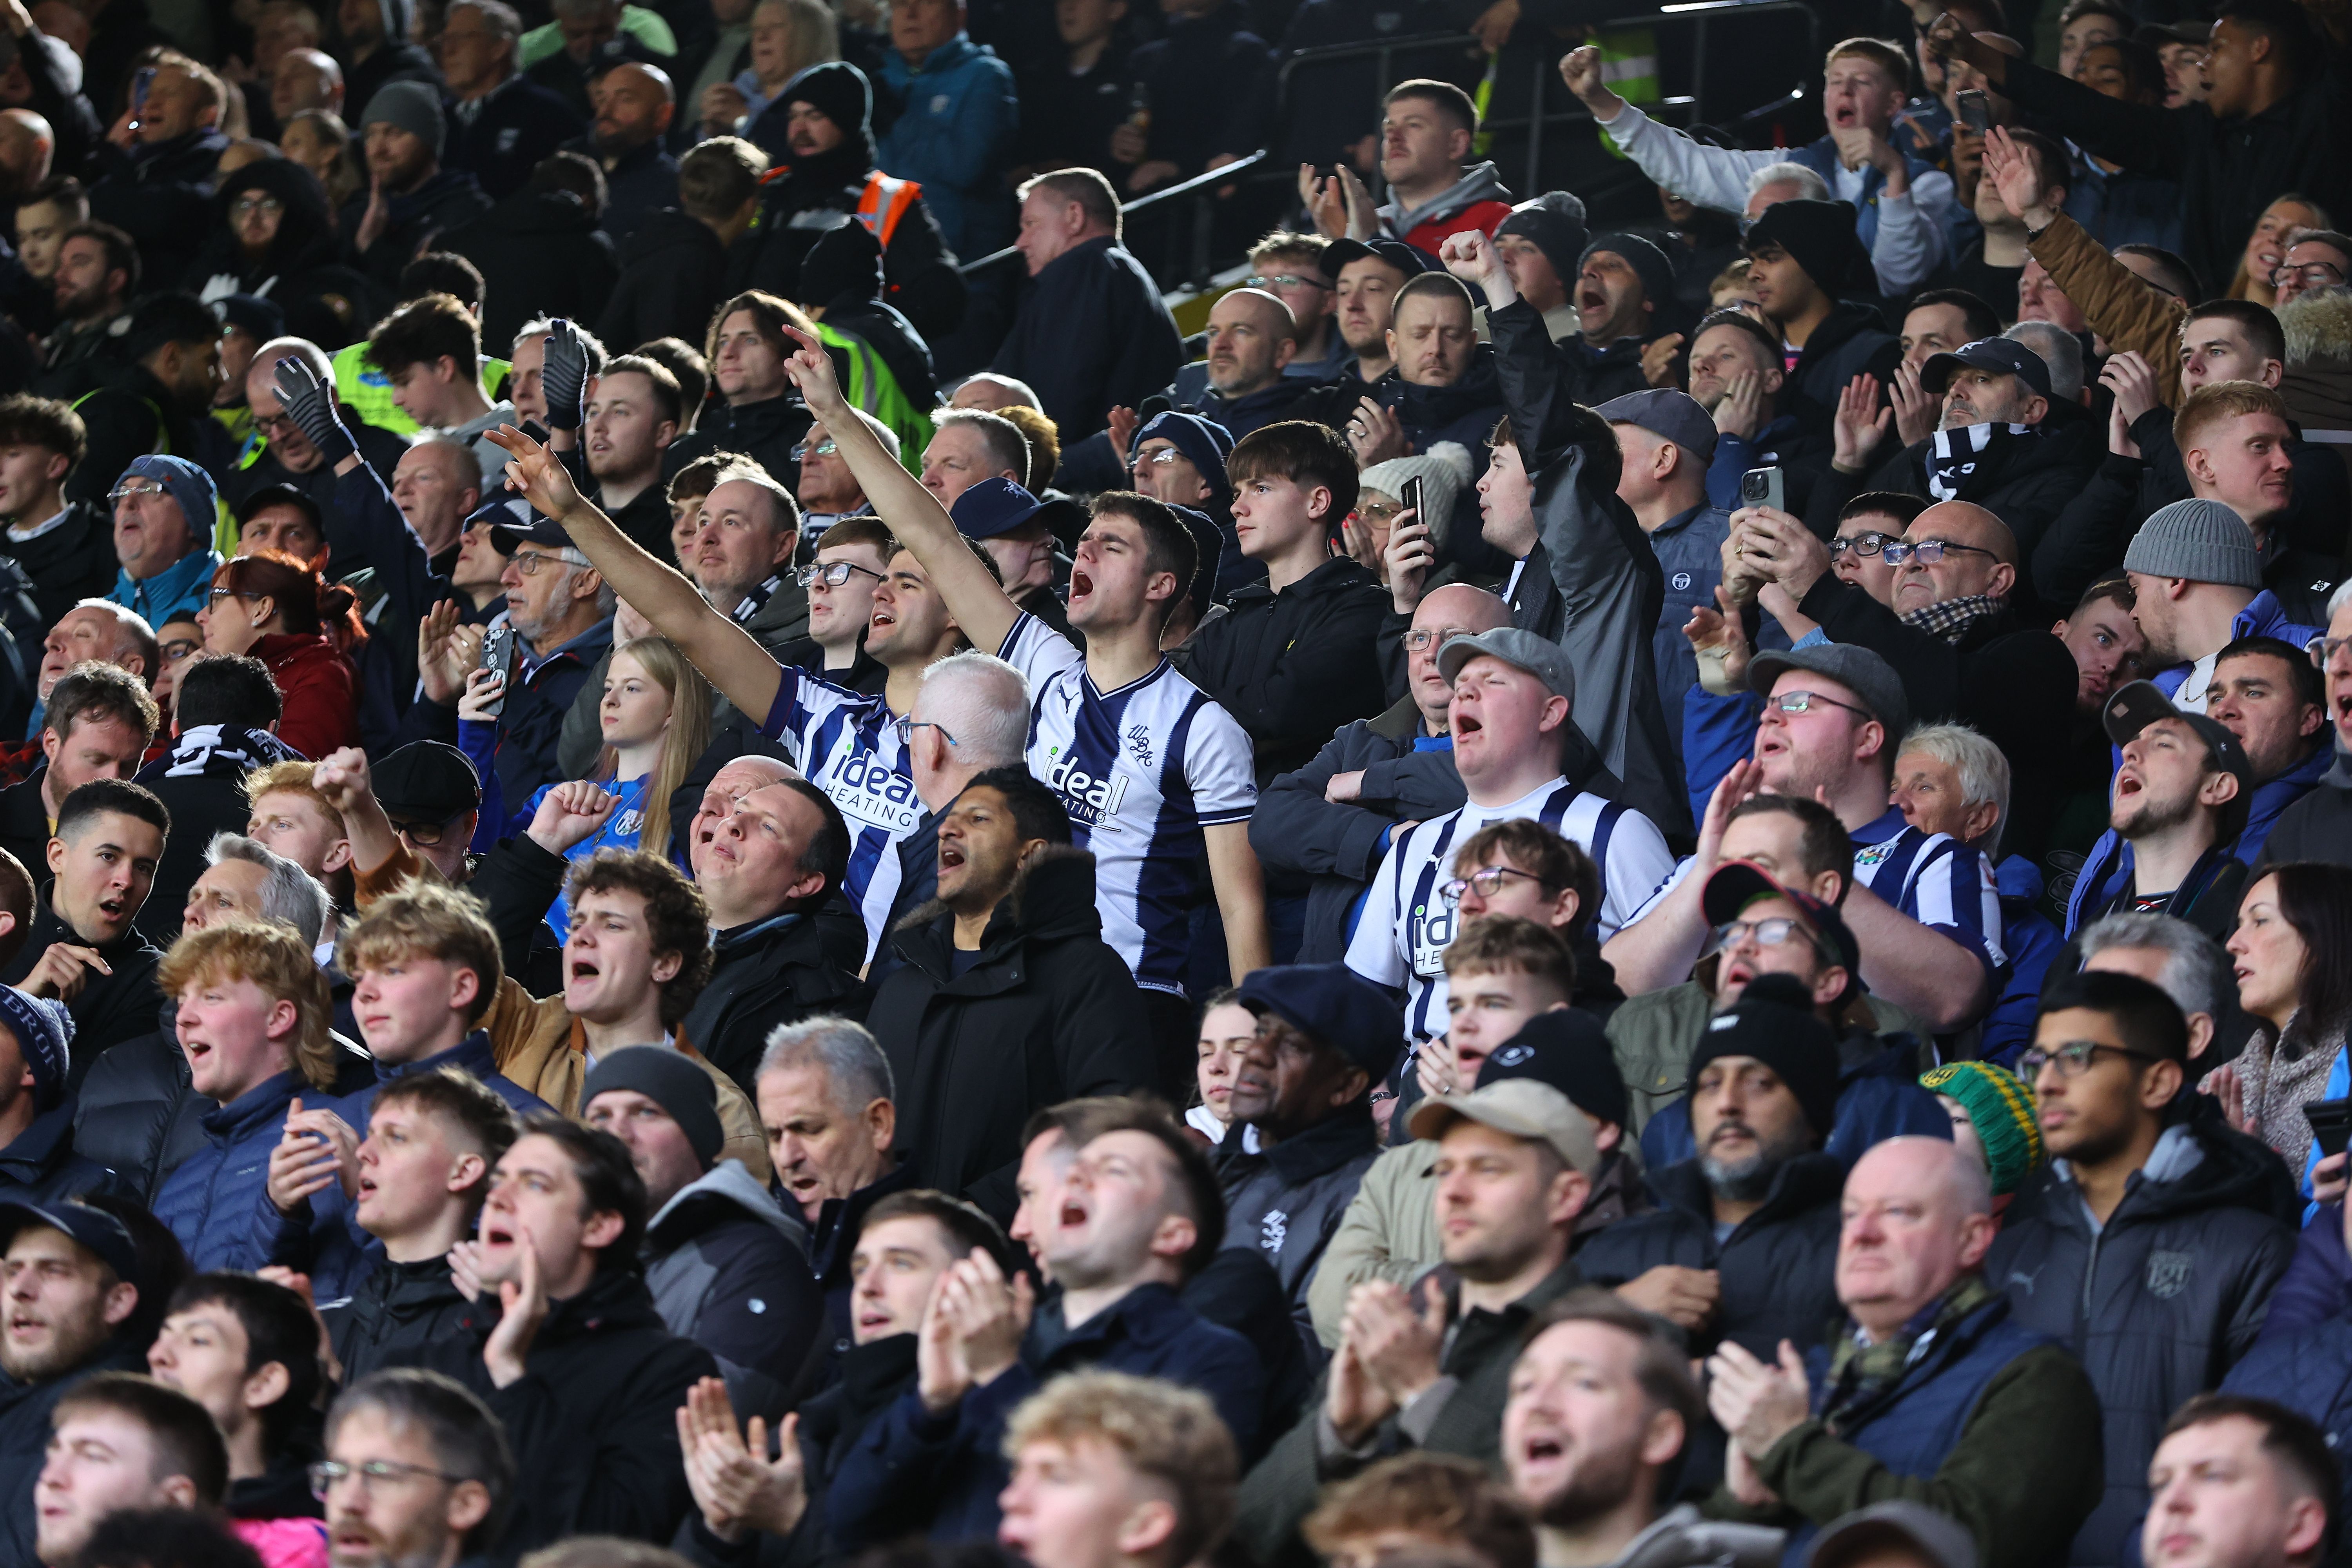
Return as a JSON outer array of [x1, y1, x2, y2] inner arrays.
[[271, 355, 355, 466], [542, 318, 588, 433]]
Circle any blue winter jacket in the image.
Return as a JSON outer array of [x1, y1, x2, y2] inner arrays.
[[2223, 1207, 2352, 1528], [876, 35, 1018, 256], [154, 1070, 309, 1271], [1979, 858, 2064, 1069]]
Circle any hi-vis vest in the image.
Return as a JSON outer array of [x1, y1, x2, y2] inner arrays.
[[852, 171, 921, 250], [816, 321, 931, 475]]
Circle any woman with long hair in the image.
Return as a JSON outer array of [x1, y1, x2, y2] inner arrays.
[[194, 549, 364, 758], [2216, 862, 2352, 1177], [459, 635, 712, 935], [279, 109, 362, 210], [2226, 194, 2332, 302]]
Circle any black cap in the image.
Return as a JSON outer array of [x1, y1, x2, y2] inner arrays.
[[2102, 679, 2255, 841], [490, 514, 578, 556], [1921, 336, 2053, 399], [372, 741, 482, 822], [213, 293, 286, 344], [1318, 237, 1441, 282], [1236, 962, 1405, 1078], [234, 482, 325, 534], [1477, 1009, 1629, 1130], [0, 1200, 139, 1284]]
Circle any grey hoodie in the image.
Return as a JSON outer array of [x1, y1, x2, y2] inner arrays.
[[1379, 159, 1512, 243], [646, 1160, 821, 1420]]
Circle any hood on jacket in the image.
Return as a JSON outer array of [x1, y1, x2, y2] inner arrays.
[[2039, 1116, 2288, 1227], [209, 158, 341, 279], [1382, 160, 1512, 238], [648, 1158, 809, 1252], [476, 185, 600, 237]]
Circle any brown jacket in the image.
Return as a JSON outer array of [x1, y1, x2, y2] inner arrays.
[[2028, 211, 2187, 406], [354, 842, 773, 1183]]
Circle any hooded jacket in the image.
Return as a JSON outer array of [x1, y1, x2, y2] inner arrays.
[[1216, 1100, 1379, 1354], [874, 34, 1018, 256], [187, 160, 375, 347], [1252, 697, 1468, 963], [1178, 556, 1393, 792], [645, 1160, 822, 1421], [1574, 1153, 1847, 1362], [394, 1264, 719, 1554], [597, 207, 734, 353], [866, 849, 1157, 1223], [2069, 741, 2329, 934], [1986, 1120, 2295, 1566], [993, 236, 1185, 441], [443, 185, 620, 350], [325, 1254, 489, 1384], [1490, 298, 1688, 837], [132, 722, 306, 948], [0, 499, 129, 636], [1782, 303, 1901, 435], [1379, 160, 1514, 254]]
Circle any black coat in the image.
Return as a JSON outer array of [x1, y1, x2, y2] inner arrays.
[[87, 128, 228, 290], [183, 160, 376, 348], [444, 76, 590, 202], [646, 1163, 822, 1421], [1176, 556, 1392, 791], [390, 1266, 718, 1556], [664, 394, 812, 494], [1249, 696, 1467, 962], [66, 363, 231, 510], [0, 499, 120, 632], [443, 186, 620, 352], [337, 170, 495, 294], [324, 1254, 489, 1385], [730, 145, 967, 346], [132, 726, 306, 950], [0, 1096, 131, 1205], [991, 236, 1184, 440], [596, 208, 733, 353], [1573, 1152, 1846, 1361], [1216, 1100, 1379, 1359], [0, 895, 163, 1085], [0, 1341, 150, 1567], [866, 849, 1157, 1223], [566, 135, 678, 245], [2258, 751, 2352, 871], [680, 906, 869, 1102], [1987, 1120, 2297, 1566]]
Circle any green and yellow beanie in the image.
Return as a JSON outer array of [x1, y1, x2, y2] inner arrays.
[[1920, 1061, 2045, 1196]]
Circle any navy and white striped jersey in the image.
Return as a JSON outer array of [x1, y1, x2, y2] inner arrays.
[[1344, 779, 1677, 1042], [759, 666, 919, 963], [998, 613, 1257, 995]]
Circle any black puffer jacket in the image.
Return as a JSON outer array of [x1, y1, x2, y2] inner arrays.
[[0, 1097, 132, 1205], [596, 207, 733, 353], [325, 1254, 489, 1384], [1987, 1119, 2297, 1567], [866, 849, 1157, 1223], [664, 393, 813, 494], [1572, 1152, 1846, 1361], [0, 499, 119, 633], [442, 184, 621, 352], [185, 159, 376, 348], [1216, 1099, 1380, 1360]]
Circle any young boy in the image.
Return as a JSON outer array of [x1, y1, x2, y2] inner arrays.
[[243, 761, 353, 918]]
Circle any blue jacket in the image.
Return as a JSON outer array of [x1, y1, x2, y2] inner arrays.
[[876, 34, 1018, 256], [1979, 857, 2063, 1069], [2224, 1212, 2352, 1532], [110, 546, 220, 629], [254, 1031, 550, 1303], [1649, 503, 1729, 761], [827, 1280, 1260, 1550], [1638, 1033, 1951, 1171], [2151, 592, 2321, 704], [154, 1070, 308, 1272]]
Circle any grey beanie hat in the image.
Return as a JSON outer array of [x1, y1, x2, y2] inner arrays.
[[2122, 498, 2262, 590], [363, 80, 446, 160]]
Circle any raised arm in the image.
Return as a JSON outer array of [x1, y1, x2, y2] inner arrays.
[[775, 325, 1021, 658], [484, 425, 784, 726]]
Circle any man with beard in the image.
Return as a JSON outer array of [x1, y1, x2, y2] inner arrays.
[[2063, 681, 2253, 936], [1504, 1292, 1784, 1568], [339, 85, 495, 296], [1234, 1076, 1595, 1558], [315, 1369, 514, 1568], [34, 223, 135, 400], [441, 0, 589, 201], [0, 1200, 153, 1567], [565, 61, 677, 244], [2125, 498, 2319, 715], [1573, 983, 1846, 1387]]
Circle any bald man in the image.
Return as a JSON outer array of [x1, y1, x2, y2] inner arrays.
[[1254, 582, 1514, 960], [390, 438, 484, 567], [949, 373, 1042, 413], [569, 60, 679, 243], [1704, 1134, 2104, 1567], [0, 109, 54, 199], [271, 47, 345, 122]]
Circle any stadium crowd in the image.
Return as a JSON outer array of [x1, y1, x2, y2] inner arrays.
[[0, 1, 2348, 1568]]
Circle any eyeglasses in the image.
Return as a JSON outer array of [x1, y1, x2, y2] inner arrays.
[[107, 481, 169, 506], [1355, 498, 1407, 525], [1829, 531, 1894, 559], [798, 560, 885, 589], [890, 716, 956, 747], [789, 438, 838, 461], [206, 586, 258, 604], [2270, 262, 2347, 289], [1131, 446, 1185, 470], [2308, 635, 2352, 668], [508, 549, 584, 577], [389, 816, 459, 846], [308, 1459, 468, 1499], [1246, 272, 1330, 293], [1880, 538, 1998, 565], [1767, 690, 1873, 720], [159, 638, 201, 663], [230, 195, 285, 218], [1439, 866, 1554, 905], [2018, 1039, 2161, 1078], [253, 410, 304, 437], [1401, 627, 1468, 653], [1713, 916, 1817, 950]]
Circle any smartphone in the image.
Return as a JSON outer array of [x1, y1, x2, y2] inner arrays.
[[1401, 475, 1425, 523], [1955, 89, 1991, 134], [475, 621, 517, 720], [130, 66, 155, 128], [2307, 1098, 2352, 1161], [1739, 466, 1785, 514]]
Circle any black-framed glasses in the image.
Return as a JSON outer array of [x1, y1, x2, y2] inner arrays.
[[1401, 627, 1467, 653], [1881, 538, 1998, 565], [790, 438, 838, 461], [2019, 1039, 2161, 1078], [1767, 690, 1873, 720], [388, 816, 460, 846], [2270, 261, 2347, 289], [798, 560, 885, 589], [309, 1459, 467, 1498], [2308, 634, 2352, 668], [1830, 531, 1894, 559], [1245, 272, 1330, 293], [158, 637, 201, 664], [508, 549, 583, 577], [891, 716, 956, 747], [1439, 866, 1553, 906], [230, 195, 285, 218]]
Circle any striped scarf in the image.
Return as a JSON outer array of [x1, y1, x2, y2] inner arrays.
[[1926, 422, 2033, 501], [1900, 592, 2004, 642]]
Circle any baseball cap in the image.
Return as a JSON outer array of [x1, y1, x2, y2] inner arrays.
[[1319, 237, 1442, 281], [1436, 627, 1577, 706], [1748, 643, 1910, 739], [1407, 1079, 1601, 1177], [489, 514, 583, 557], [1702, 860, 1861, 977], [233, 482, 324, 535], [2102, 679, 2254, 838], [1595, 388, 1718, 466], [951, 477, 1046, 541], [1921, 336, 2053, 399], [0, 1200, 139, 1284]]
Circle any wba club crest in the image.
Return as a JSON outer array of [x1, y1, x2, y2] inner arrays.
[[2146, 1250, 2193, 1299]]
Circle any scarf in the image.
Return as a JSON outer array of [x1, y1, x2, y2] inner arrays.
[[156, 722, 303, 779], [1926, 422, 2033, 501], [1819, 1273, 1999, 1433], [732, 573, 784, 624], [1899, 592, 2004, 642]]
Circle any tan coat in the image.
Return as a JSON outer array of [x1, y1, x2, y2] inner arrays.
[[2027, 211, 2189, 407]]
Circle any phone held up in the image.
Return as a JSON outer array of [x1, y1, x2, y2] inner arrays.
[[1739, 466, 1785, 515], [475, 622, 518, 720]]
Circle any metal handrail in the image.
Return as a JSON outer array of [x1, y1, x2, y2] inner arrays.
[[956, 148, 1274, 278]]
